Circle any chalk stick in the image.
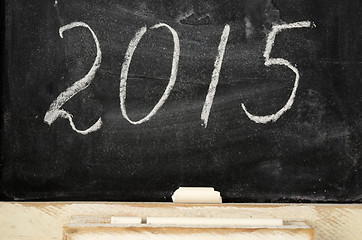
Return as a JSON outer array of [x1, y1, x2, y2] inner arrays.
[[178, 187, 216, 191], [146, 217, 283, 226], [172, 187, 222, 203], [111, 217, 142, 224]]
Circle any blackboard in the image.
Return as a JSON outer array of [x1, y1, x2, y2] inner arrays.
[[1, 0, 361, 202]]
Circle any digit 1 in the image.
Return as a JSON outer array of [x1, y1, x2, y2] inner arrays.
[[201, 24, 230, 128]]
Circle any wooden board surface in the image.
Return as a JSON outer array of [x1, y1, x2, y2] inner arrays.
[[63, 216, 314, 240], [1, 203, 361, 240], [63, 225, 314, 240]]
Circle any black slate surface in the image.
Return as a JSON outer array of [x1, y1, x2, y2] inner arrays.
[[1, 0, 361, 202]]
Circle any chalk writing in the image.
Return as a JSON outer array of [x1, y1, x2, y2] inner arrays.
[[45, 21, 313, 133], [201, 24, 230, 128], [44, 22, 103, 134], [241, 21, 312, 123], [120, 23, 180, 125]]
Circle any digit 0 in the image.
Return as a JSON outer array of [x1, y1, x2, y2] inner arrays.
[[119, 23, 180, 125]]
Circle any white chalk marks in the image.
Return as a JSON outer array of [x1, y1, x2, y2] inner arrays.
[[44, 22, 103, 134], [201, 25, 230, 128], [241, 21, 312, 124], [120, 23, 180, 125], [44, 20, 314, 133]]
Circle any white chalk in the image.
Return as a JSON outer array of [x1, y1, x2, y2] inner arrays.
[[120, 23, 180, 125], [241, 21, 312, 124], [44, 22, 103, 134], [146, 217, 283, 227], [178, 187, 216, 191], [111, 217, 142, 224], [172, 187, 222, 204], [201, 24, 230, 128]]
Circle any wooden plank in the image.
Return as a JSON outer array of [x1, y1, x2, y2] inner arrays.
[[1, 203, 362, 240], [63, 216, 313, 240], [63, 224, 314, 240]]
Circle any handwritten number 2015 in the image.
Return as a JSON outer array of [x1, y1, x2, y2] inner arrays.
[[44, 21, 313, 134]]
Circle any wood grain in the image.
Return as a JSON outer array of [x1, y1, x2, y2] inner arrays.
[[1, 203, 361, 240], [63, 225, 314, 240]]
